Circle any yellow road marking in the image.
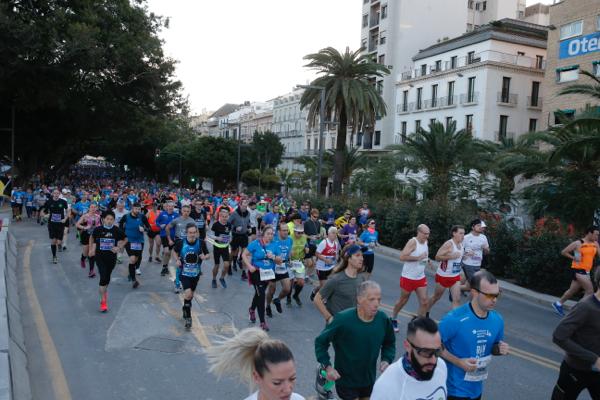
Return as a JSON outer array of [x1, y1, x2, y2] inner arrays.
[[380, 302, 560, 371], [22, 240, 73, 400]]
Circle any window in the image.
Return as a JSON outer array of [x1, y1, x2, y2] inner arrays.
[[531, 81, 540, 107], [594, 61, 600, 77], [467, 77, 476, 102], [380, 36, 386, 45], [554, 110, 575, 125], [381, 5, 388, 19], [362, 14, 368, 28], [475, 2, 480, 10], [536, 55, 544, 69], [421, 64, 427, 76], [557, 66, 579, 83], [376, 80, 383, 94], [357, 132, 363, 146], [361, 38, 367, 50], [560, 20, 583, 40], [415, 120, 421, 132], [378, 54, 385, 64], [402, 90, 409, 112], [446, 117, 453, 128], [431, 84, 438, 107], [430, 118, 436, 126], [498, 115, 508, 140], [306, 139, 310, 150], [416, 87, 423, 110], [501, 77, 511, 103], [435, 60, 442, 71], [482, 1, 486, 10], [314, 138, 318, 150], [401, 121, 407, 143], [468, 51, 476, 64], [374, 131, 381, 146], [468, 0, 474, 9], [529, 119, 537, 132], [330, 137, 335, 149], [448, 81, 455, 105], [450, 56, 458, 69], [466, 114, 473, 134]]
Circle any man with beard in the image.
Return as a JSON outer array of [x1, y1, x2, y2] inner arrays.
[[439, 271, 509, 400], [371, 317, 447, 400]]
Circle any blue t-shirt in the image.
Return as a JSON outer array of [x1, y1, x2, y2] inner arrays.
[[178, 239, 202, 278], [156, 211, 179, 238], [323, 212, 336, 226], [247, 239, 281, 270], [121, 213, 145, 244], [25, 192, 34, 206], [359, 230, 379, 255], [126, 195, 138, 210], [74, 201, 91, 216], [262, 212, 280, 230], [298, 209, 309, 222], [439, 303, 504, 399]]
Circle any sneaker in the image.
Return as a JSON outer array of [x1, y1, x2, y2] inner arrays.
[[62, 246, 67, 251], [52, 257, 58, 264], [211, 279, 217, 289], [185, 317, 192, 329], [136, 268, 141, 275], [227, 268, 233, 276], [232, 263, 238, 272], [80, 259, 86, 269], [391, 319, 400, 333], [310, 291, 316, 302], [148, 256, 152, 263], [241, 270, 248, 281], [174, 283, 181, 293], [552, 301, 565, 317], [155, 257, 162, 263], [286, 296, 292, 306], [100, 301, 108, 313], [260, 322, 269, 331], [219, 278, 227, 288], [88, 271, 96, 278], [160, 266, 168, 276], [266, 305, 273, 318], [293, 294, 302, 306], [273, 298, 283, 314], [249, 308, 256, 323], [132, 280, 140, 289]]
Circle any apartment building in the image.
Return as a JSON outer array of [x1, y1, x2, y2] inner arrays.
[[272, 89, 307, 171], [360, 0, 526, 149], [541, 0, 600, 128], [396, 19, 548, 142]]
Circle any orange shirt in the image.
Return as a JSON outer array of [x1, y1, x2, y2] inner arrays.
[[571, 242, 597, 272]]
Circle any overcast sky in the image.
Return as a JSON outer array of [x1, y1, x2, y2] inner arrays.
[[146, 0, 556, 114]]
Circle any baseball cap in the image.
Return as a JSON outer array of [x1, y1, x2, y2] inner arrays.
[[293, 224, 304, 232], [344, 244, 366, 257]]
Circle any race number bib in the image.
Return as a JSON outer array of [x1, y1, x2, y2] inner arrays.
[[451, 261, 462, 274], [464, 356, 491, 382], [99, 238, 115, 251], [259, 268, 276, 281], [130, 242, 142, 251], [325, 256, 336, 266], [274, 263, 288, 274], [51, 213, 63, 222], [220, 234, 231, 244], [26, 202, 32, 207]]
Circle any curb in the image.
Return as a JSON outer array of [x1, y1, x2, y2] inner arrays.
[[374, 244, 577, 310]]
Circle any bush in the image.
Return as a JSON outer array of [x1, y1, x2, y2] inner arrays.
[[484, 216, 523, 278]]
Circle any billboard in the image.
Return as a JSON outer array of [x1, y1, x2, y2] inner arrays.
[[559, 32, 600, 59]]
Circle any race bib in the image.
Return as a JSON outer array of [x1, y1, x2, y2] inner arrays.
[[26, 202, 32, 206], [130, 242, 142, 251], [220, 234, 231, 244], [464, 356, 491, 382], [182, 263, 200, 277], [325, 256, 336, 266], [274, 263, 288, 274], [196, 219, 205, 228], [259, 268, 275, 281], [99, 238, 115, 251], [51, 213, 63, 222], [452, 261, 462, 274], [16, 198, 22, 204]]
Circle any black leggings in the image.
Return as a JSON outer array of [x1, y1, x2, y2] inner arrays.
[[97, 257, 116, 286], [552, 361, 600, 400], [250, 281, 269, 323]]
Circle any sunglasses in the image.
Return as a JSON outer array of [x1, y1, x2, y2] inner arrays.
[[369, 222, 376, 225], [475, 288, 501, 300], [407, 340, 444, 358]]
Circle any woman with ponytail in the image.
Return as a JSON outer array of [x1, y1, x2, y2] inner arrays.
[[207, 328, 305, 400]]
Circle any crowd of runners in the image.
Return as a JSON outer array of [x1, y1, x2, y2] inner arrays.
[[6, 178, 600, 400]]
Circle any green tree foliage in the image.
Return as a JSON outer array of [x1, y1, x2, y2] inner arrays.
[[300, 47, 389, 194], [558, 70, 600, 100], [251, 131, 284, 170], [350, 155, 414, 200]]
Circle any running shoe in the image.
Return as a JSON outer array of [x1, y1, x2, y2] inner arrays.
[[211, 279, 217, 289], [552, 301, 565, 317], [227, 268, 233, 276], [273, 298, 283, 314], [293, 294, 302, 306], [136, 268, 141, 275], [52, 257, 58, 264], [266, 305, 273, 318], [88, 270, 96, 278], [155, 257, 162, 263], [62, 246, 67, 251], [241, 270, 248, 281], [80, 259, 86, 269], [260, 322, 269, 331], [100, 301, 108, 313], [249, 308, 256, 323], [391, 319, 399, 333], [148, 256, 152, 263], [286, 295, 292, 306], [184, 317, 192, 329], [310, 291, 316, 302], [174, 282, 181, 293], [219, 278, 227, 288], [160, 266, 168, 276], [132, 280, 140, 289]]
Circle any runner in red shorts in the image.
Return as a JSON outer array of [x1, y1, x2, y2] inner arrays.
[[391, 224, 430, 332], [428, 225, 465, 314]]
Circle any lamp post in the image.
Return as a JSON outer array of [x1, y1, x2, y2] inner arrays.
[[155, 149, 183, 188], [297, 84, 325, 196]]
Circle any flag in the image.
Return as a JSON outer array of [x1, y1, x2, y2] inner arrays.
[[0, 176, 11, 198]]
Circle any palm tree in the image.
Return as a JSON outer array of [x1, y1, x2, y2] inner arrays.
[[300, 47, 389, 195], [558, 70, 600, 100], [325, 146, 368, 189], [276, 168, 303, 193]]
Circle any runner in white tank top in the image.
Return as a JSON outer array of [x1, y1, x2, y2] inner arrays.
[[390, 224, 431, 332], [428, 225, 466, 312]]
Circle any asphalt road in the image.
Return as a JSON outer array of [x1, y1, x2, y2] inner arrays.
[[10, 219, 590, 400]]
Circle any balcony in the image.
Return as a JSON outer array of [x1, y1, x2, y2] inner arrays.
[[304, 149, 318, 156], [460, 92, 479, 105], [397, 103, 409, 115], [439, 96, 458, 108], [497, 92, 518, 106], [527, 96, 543, 110], [423, 98, 440, 110], [370, 13, 380, 28]]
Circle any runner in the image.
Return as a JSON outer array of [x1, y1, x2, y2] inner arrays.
[[242, 225, 281, 331], [89, 210, 127, 312], [206, 328, 305, 400], [119, 203, 151, 288], [112, 200, 129, 264], [357, 202, 371, 228], [156, 201, 179, 277], [338, 216, 358, 247], [440, 271, 509, 400], [371, 317, 447, 400], [228, 199, 251, 280], [190, 198, 208, 239], [313, 244, 367, 324], [262, 203, 282, 232], [144, 201, 162, 263], [553, 226, 600, 317], [248, 201, 261, 242], [24, 188, 34, 219], [310, 227, 340, 302], [75, 203, 101, 277], [358, 219, 379, 279], [166, 204, 196, 293], [173, 223, 210, 328], [34, 189, 47, 224], [286, 223, 309, 306], [322, 206, 336, 233], [315, 281, 395, 400], [391, 224, 431, 332], [209, 207, 233, 288], [334, 210, 351, 229], [551, 268, 600, 399], [40, 189, 69, 264], [266, 221, 293, 318], [459, 219, 490, 293], [428, 225, 465, 313]]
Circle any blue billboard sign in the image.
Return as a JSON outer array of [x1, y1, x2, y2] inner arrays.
[[559, 32, 600, 59]]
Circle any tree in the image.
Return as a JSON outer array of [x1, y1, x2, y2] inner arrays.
[[558, 70, 600, 100], [326, 146, 368, 190], [350, 155, 415, 200], [300, 47, 389, 195], [277, 168, 303, 193], [251, 131, 284, 170]]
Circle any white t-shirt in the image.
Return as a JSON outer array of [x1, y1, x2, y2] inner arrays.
[[315, 238, 339, 271], [401, 238, 428, 280], [371, 357, 448, 400], [243, 392, 305, 400], [461, 233, 489, 267]]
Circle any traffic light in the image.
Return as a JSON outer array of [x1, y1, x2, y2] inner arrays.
[[190, 177, 196, 182]]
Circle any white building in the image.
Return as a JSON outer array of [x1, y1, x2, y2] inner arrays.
[[395, 19, 547, 143], [272, 89, 307, 171], [360, 0, 527, 149]]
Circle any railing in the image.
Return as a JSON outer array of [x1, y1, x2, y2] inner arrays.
[[370, 13, 380, 28], [527, 96, 543, 109], [397, 104, 409, 114], [439, 96, 458, 107], [368, 39, 378, 52], [423, 98, 440, 110], [304, 149, 318, 156], [460, 92, 479, 105], [497, 92, 518, 106]]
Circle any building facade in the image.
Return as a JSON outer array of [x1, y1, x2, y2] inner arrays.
[[396, 19, 547, 142], [541, 0, 600, 128], [360, 0, 527, 149], [272, 89, 307, 171]]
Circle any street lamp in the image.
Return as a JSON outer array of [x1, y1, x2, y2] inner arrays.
[[155, 149, 183, 188], [296, 84, 326, 196]]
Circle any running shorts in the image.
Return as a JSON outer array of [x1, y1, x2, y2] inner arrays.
[[79, 230, 91, 246], [230, 234, 248, 250], [181, 275, 200, 292], [363, 253, 375, 273], [275, 271, 290, 281], [317, 269, 333, 281], [97, 257, 117, 286], [336, 384, 373, 400], [160, 236, 174, 250], [213, 246, 230, 264], [48, 222, 64, 240], [147, 230, 159, 239], [435, 274, 461, 288], [571, 268, 590, 281], [461, 263, 480, 282], [125, 242, 144, 257], [400, 276, 428, 292]]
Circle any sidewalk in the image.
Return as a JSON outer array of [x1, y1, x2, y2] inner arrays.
[[374, 244, 577, 310]]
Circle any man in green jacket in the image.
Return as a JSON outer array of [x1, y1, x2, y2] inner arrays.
[[315, 280, 396, 400]]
